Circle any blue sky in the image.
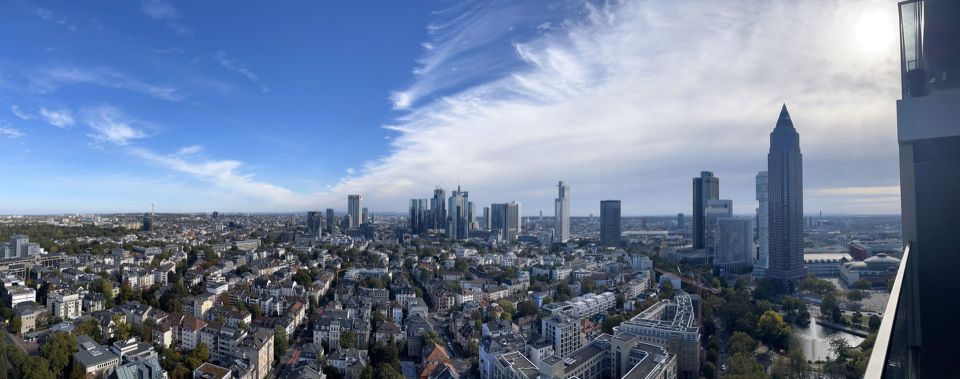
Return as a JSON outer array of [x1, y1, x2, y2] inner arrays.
[[0, 0, 904, 215]]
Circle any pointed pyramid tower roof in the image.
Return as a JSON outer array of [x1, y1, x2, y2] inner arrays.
[[775, 103, 794, 130]]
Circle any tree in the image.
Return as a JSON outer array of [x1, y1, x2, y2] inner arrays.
[[781, 296, 810, 325], [853, 279, 873, 291], [73, 318, 103, 343], [727, 331, 757, 355], [421, 331, 440, 347], [869, 315, 882, 330], [757, 310, 791, 350], [275, 326, 289, 361], [660, 280, 674, 299], [10, 317, 21, 334], [516, 300, 538, 318], [339, 331, 355, 349], [847, 290, 865, 302], [40, 331, 77, 377], [725, 352, 765, 377], [820, 292, 842, 323], [194, 343, 210, 362]]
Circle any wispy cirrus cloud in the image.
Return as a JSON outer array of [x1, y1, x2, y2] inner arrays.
[[214, 51, 270, 94], [82, 106, 150, 145], [28, 67, 182, 101], [32, 6, 77, 31], [141, 0, 192, 36], [129, 146, 305, 208], [327, 0, 902, 214], [0, 126, 25, 138], [10, 105, 32, 120], [38, 107, 74, 128]]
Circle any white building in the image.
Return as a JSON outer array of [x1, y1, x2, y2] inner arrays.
[[754, 171, 769, 277], [48, 290, 82, 320]]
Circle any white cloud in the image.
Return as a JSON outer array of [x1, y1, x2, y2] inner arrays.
[[176, 145, 203, 155], [0, 126, 24, 138], [327, 0, 902, 214], [812, 186, 900, 197], [33, 6, 77, 31], [129, 147, 306, 208], [38, 107, 74, 128], [29, 67, 182, 101], [10, 105, 32, 120], [141, 0, 192, 36], [214, 51, 270, 93], [82, 106, 149, 145]]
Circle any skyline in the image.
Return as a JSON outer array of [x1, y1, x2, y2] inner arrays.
[[0, 0, 901, 215]]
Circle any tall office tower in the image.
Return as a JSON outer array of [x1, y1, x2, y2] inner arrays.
[[362, 207, 369, 224], [347, 195, 362, 228], [141, 212, 153, 232], [490, 202, 521, 241], [325, 208, 335, 233], [306, 211, 323, 236], [692, 171, 720, 249], [870, 2, 960, 375], [409, 199, 429, 234], [482, 206, 491, 231], [447, 187, 468, 240], [754, 171, 769, 278], [4, 235, 41, 258], [430, 187, 447, 231], [766, 105, 806, 286], [677, 213, 684, 229], [716, 218, 754, 272], [599, 200, 621, 247], [705, 199, 733, 262], [467, 201, 477, 231], [554, 181, 570, 242], [212, 211, 219, 219], [509, 202, 521, 238]]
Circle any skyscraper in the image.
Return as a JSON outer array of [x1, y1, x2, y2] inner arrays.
[[766, 105, 806, 286], [468, 201, 477, 231], [716, 218, 754, 272], [482, 206, 491, 231], [555, 180, 570, 242], [692, 171, 719, 249], [307, 211, 323, 236], [705, 199, 733, 261], [599, 200, 621, 247], [362, 207, 369, 224], [409, 199, 429, 235], [430, 187, 447, 231], [754, 171, 769, 278], [447, 187, 468, 240], [677, 213, 684, 229], [325, 208, 335, 233], [348, 195, 362, 228], [491, 202, 522, 241], [142, 212, 153, 232]]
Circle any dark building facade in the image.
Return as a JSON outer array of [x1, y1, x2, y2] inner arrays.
[[765, 105, 806, 286], [599, 200, 621, 247], [307, 211, 323, 236], [692, 171, 719, 249]]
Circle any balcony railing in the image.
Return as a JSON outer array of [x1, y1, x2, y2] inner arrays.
[[864, 243, 918, 378]]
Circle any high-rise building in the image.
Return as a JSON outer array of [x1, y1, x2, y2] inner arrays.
[[766, 105, 806, 286], [3, 235, 43, 259], [865, 3, 960, 375], [430, 187, 447, 231], [468, 201, 477, 231], [447, 187, 469, 240], [141, 213, 153, 232], [409, 199, 429, 235], [347, 195, 362, 228], [705, 199, 733, 261], [716, 218, 754, 272], [306, 211, 323, 236], [599, 200, 621, 247], [754, 171, 769, 278], [677, 213, 684, 229], [491, 202, 521, 241], [554, 181, 570, 243], [362, 207, 369, 224], [482, 206, 491, 231], [692, 171, 719, 249], [325, 208, 335, 233]]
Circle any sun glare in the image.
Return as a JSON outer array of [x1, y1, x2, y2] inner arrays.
[[855, 9, 896, 54]]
